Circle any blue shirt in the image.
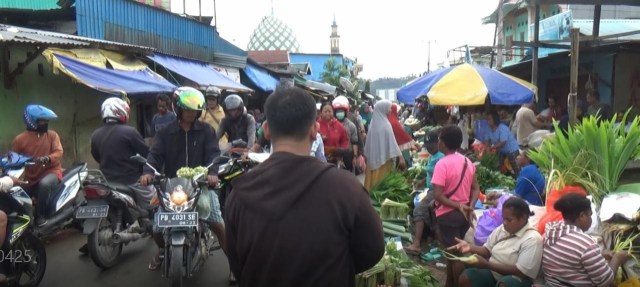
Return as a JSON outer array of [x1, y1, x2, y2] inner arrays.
[[474, 119, 491, 142], [515, 164, 545, 206], [425, 152, 444, 189], [488, 123, 519, 154], [150, 112, 176, 137]]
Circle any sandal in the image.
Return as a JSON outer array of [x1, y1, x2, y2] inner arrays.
[[148, 253, 163, 271], [403, 246, 421, 256]]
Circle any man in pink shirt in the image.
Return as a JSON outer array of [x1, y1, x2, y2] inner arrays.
[[431, 125, 481, 287]]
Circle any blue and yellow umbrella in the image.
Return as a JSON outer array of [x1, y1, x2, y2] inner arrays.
[[397, 63, 537, 106]]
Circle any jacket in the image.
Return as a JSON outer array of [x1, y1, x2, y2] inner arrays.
[[144, 119, 220, 177], [91, 123, 149, 185], [225, 152, 384, 287], [11, 130, 63, 184]]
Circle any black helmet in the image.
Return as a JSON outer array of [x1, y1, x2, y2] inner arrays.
[[223, 94, 244, 112], [204, 86, 221, 99]]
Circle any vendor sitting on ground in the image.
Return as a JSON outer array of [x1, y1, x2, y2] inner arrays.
[[404, 131, 444, 255], [543, 192, 630, 287], [448, 197, 543, 287], [515, 149, 545, 206], [486, 111, 521, 175]]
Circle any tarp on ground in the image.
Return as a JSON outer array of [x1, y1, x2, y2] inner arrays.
[[148, 53, 253, 92], [49, 53, 176, 96], [243, 62, 279, 93]]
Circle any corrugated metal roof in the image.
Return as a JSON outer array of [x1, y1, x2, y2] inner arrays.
[[0, 0, 64, 10], [573, 19, 640, 40], [75, 0, 216, 61], [0, 25, 88, 46], [0, 24, 155, 52]]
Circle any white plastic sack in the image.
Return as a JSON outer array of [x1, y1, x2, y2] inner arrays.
[[599, 192, 640, 222]]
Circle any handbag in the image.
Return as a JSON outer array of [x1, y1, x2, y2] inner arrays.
[[432, 156, 469, 209]]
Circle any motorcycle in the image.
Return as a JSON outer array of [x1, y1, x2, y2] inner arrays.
[[0, 152, 48, 287], [34, 160, 88, 238], [130, 155, 224, 287], [217, 140, 269, 217], [75, 170, 152, 269]]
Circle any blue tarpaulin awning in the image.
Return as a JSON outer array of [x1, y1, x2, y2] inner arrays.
[[148, 53, 253, 92], [243, 63, 279, 93], [52, 54, 176, 96]]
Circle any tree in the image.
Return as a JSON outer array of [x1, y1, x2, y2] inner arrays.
[[364, 80, 371, 93], [320, 57, 350, 87]]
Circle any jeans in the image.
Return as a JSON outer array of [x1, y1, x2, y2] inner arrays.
[[25, 173, 60, 220]]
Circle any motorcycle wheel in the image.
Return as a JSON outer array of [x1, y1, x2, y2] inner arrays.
[[13, 232, 47, 287], [88, 216, 123, 269], [169, 245, 184, 287]]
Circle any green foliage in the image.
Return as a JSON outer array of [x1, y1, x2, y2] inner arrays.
[[476, 165, 515, 191], [528, 111, 640, 206], [320, 57, 350, 87], [370, 172, 412, 206]]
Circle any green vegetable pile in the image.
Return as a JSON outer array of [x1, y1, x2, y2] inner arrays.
[[355, 241, 439, 287], [476, 165, 515, 191], [370, 172, 412, 206], [380, 199, 410, 220], [404, 160, 426, 186], [176, 166, 208, 178]]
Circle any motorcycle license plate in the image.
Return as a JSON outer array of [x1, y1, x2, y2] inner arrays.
[[156, 212, 198, 228], [75, 205, 109, 219]]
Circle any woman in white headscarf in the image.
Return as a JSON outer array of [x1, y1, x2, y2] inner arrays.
[[364, 100, 405, 191]]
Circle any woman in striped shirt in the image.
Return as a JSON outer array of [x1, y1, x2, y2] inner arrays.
[[542, 193, 630, 286]]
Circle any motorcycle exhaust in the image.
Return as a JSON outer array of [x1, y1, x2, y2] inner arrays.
[[111, 232, 144, 244]]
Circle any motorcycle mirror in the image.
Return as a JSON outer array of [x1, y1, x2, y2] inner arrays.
[[130, 154, 147, 164]]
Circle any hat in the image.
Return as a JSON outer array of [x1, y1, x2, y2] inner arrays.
[[425, 131, 439, 144]]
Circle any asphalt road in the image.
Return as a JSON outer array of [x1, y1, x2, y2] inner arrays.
[[40, 230, 232, 287]]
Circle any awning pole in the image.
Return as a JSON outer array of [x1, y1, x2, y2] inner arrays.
[[569, 28, 580, 125], [531, 5, 540, 92]]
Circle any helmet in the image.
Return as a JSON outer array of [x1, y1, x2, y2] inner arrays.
[[23, 105, 57, 130], [173, 87, 205, 118], [204, 86, 221, 99], [223, 94, 244, 111], [101, 97, 130, 123], [332, 95, 350, 112]]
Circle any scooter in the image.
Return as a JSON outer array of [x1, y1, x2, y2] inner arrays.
[[0, 152, 48, 287], [75, 169, 152, 269], [33, 161, 88, 238], [131, 155, 224, 287]]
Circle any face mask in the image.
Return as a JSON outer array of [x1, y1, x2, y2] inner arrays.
[[36, 123, 48, 133], [336, 111, 346, 120]]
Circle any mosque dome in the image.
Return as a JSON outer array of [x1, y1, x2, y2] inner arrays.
[[247, 15, 301, 52]]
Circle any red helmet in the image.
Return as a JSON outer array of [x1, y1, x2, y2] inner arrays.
[[332, 96, 350, 112]]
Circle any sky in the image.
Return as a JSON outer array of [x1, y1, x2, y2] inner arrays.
[[172, 0, 498, 80]]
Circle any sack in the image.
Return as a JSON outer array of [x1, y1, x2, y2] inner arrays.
[[474, 194, 513, 245], [537, 185, 587, 234], [196, 187, 212, 220]]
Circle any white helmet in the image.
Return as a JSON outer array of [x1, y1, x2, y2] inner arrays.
[[101, 97, 130, 123]]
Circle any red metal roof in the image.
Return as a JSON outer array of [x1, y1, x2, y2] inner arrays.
[[248, 50, 290, 64]]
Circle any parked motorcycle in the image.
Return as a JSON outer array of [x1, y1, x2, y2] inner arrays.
[[0, 152, 48, 287], [75, 169, 153, 269], [131, 155, 223, 287], [34, 160, 88, 238]]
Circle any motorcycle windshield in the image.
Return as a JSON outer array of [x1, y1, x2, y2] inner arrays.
[[162, 177, 197, 197]]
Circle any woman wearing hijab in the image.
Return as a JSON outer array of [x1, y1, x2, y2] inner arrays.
[[389, 103, 420, 168], [364, 100, 406, 191]]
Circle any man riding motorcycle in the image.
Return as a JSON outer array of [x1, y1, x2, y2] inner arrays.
[[11, 105, 63, 227], [217, 95, 256, 153], [200, 86, 228, 147], [139, 87, 235, 283], [79, 97, 150, 254]]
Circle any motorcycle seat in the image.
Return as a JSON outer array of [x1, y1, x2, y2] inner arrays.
[[109, 182, 135, 196], [61, 163, 87, 182]]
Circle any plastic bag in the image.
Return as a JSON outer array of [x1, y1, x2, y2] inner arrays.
[[474, 194, 513, 245], [537, 185, 587, 235], [196, 187, 212, 220]]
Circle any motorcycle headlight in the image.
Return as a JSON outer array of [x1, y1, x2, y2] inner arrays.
[[163, 189, 196, 213]]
